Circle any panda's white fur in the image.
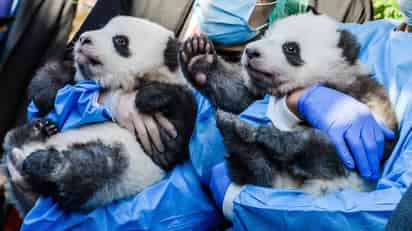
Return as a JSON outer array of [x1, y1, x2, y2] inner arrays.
[[4, 16, 196, 214], [242, 13, 369, 96]]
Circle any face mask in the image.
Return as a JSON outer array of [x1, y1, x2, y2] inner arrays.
[[195, 0, 276, 45], [399, 0, 412, 25]]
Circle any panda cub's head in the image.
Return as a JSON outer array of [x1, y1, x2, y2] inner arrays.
[[74, 16, 181, 91], [242, 12, 369, 96]]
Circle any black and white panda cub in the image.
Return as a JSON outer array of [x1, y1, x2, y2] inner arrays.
[[179, 13, 398, 194], [3, 16, 197, 214]]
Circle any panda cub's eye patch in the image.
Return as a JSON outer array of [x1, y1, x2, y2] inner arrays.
[[113, 35, 131, 58], [282, 41, 304, 66]]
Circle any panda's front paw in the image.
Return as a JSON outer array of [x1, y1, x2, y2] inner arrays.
[[151, 149, 186, 171], [216, 110, 257, 143], [33, 119, 58, 137], [135, 83, 174, 114], [179, 36, 217, 88], [23, 119, 58, 141]]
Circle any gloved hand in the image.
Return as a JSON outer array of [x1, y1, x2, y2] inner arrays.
[[297, 84, 395, 180]]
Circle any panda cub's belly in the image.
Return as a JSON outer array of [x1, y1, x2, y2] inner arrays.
[[20, 122, 165, 198]]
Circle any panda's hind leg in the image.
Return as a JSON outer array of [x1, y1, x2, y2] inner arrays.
[[216, 110, 275, 187], [22, 140, 129, 211]]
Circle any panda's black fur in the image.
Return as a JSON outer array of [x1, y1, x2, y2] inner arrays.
[[3, 16, 197, 215], [179, 13, 398, 194]]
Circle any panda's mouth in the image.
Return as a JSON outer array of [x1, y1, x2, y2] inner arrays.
[[75, 49, 102, 66], [87, 56, 102, 66], [246, 63, 281, 89]]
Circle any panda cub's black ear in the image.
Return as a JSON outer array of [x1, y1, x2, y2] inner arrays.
[[337, 29, 360, 65], [164, 37, 180, 72]]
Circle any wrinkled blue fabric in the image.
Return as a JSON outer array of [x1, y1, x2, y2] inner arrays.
[[209, 163, 231, 209], [21, 163, 222, 231], [189, 19, 412, 230], [27, 80, 112, 132]]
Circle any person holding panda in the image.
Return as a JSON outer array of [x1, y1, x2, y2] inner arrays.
[[190, 0, 393, 184], [189, 1, 412, 230]]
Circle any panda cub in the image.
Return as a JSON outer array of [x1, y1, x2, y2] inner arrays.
[[179, 13, 397, 194], [3, 16, 197, 214]]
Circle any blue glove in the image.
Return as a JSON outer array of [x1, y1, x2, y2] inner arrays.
[[27, 80, 112, 131], [298, 84, 395, 180]]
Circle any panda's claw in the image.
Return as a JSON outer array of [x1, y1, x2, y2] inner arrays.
[[205, 42, 211, 54], [198, 37, 205, 51], [33, 119, 47, 131], [185, 40, 193, 54], [192, 37, 199, 53], [180, 51, 188, 63], [42, 120, 59, 137]]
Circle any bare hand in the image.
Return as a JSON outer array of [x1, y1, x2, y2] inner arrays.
[[100, 90, 177, 155]]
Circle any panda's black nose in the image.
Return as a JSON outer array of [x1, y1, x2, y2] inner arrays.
[[245, 48, 261, 59], [79, 35, 92, 45]]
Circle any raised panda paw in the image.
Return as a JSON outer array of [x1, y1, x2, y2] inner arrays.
[[179, 35, 217, 88]]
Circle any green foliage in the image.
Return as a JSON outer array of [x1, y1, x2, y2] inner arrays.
[[373, 0, 405, 20]]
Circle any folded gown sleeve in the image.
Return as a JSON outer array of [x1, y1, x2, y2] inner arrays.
[[27, 80, 112, 132]]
